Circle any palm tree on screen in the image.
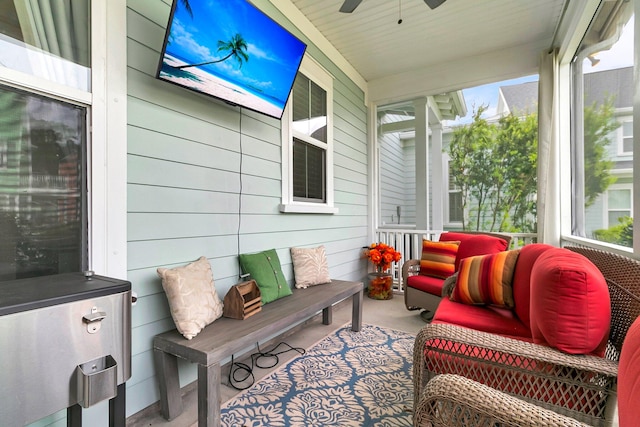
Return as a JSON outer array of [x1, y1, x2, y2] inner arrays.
[[180, 0, 193, 17], [174, 33, 250, 69]]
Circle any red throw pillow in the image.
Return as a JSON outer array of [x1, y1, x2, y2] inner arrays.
[[529, 248, 610, 356], [618, 316, 640, 426], [419, 240, 460, 279], [451, 250, 520, 308], [439, 232, 508, 270], [511, 243, 554, 329]]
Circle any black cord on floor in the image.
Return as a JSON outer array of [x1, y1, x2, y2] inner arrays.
[[227, 341, 306, 390]]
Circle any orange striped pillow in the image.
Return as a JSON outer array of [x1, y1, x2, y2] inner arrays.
[[451, 249, 520, 308], [420, 240, 460, 279]]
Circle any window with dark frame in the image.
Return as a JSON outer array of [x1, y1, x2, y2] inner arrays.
[[0, 85, 88, 282], [0, 1, 91, 281]]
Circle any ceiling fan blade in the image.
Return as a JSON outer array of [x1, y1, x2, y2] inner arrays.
[[424, 0, 446, 9], [340, 0, 363, 13]]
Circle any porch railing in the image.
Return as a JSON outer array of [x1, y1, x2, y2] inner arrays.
[[374, 228, 538, 293]]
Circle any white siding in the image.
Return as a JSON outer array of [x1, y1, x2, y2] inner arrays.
[[379, 132, 405, 225], [125, 0, 368, 416]]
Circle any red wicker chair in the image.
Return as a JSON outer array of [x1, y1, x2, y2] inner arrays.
[[403, 231, 512, 317], [413, 246, 640, 427]]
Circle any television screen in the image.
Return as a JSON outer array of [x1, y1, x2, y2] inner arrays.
[[157, 0, 307, 120]]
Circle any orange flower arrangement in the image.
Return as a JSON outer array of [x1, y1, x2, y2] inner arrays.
[[366, 242, 402, 273]]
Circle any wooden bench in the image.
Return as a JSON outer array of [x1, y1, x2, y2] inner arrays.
[[153, 279, 364, 427]]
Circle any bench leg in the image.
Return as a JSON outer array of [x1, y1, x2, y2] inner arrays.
[[351, 287, 363, 331], [198, 363, 221, 427], [322, 305, 333, 325], [153, 349, 183, 420]]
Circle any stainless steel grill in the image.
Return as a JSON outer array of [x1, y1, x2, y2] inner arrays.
[[0, 273, 131, 426]]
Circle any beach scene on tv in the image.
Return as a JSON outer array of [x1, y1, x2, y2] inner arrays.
[[158, 0, 306, 119]]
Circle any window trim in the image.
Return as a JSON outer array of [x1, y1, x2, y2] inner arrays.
[[0, 0, 127, 278], [280, 55, 337, 214], [443, 154, 463, 226], [604, 183, 633, 228], [618, 115, 633, 156]]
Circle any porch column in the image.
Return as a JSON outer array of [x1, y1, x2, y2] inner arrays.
[[431, 123, 444, 231], [413, 98, 429, 230]]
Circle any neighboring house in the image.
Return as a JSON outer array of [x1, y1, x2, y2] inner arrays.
[[494, 67, 633, 237], [429, 67, 632, 234], [377, 95, 467, 230]]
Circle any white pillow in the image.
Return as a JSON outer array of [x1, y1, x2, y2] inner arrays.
[[290, 246, 331, 289], [157, 256, 223, 339]]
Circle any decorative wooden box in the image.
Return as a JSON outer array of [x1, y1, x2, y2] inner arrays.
[[223, 279, 262, 319]]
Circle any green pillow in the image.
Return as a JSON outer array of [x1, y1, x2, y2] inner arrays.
[[238, 249, 292, 304]]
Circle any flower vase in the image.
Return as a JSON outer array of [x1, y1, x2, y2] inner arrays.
[[367, 272, 393, 300]]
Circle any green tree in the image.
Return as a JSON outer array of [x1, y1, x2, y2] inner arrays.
[[593, 216, 632, 246], [493, 112, 538, 232], [448, 93, 619, 234], [448, 107, 538, 233], [448, 106, 496, 230], [175, 33, 250, 70], [179, 0, 193, 18], [583, 97, 619, 207]]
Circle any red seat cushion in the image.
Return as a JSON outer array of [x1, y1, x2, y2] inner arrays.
[[529, 247, 610, 356], [433, 298, 532, 340], [407, 274, 444, 295], [439, 232, 509, 270]]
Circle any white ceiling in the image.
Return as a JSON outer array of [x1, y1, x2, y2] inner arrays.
[[290, 0, 568, 101]]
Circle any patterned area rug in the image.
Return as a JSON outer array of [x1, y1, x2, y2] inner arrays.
[[220, 324, 415, 427]]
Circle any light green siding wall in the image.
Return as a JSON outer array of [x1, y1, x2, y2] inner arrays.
[[125, 0, 368, 417]]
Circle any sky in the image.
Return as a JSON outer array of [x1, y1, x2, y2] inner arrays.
[[446, 16, 634, 127], [163, 0, 306, 104]]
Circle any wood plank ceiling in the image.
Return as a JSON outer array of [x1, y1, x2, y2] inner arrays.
[[290, 0, 567, 89]]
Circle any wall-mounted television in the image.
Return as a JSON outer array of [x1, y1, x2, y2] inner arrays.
[[157, 0, 307, 120]]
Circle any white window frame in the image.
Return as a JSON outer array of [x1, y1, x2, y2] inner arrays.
[[280, 56, 337, 214], [618, 115, 633, 155], [0, 0, 127, 278], [605, 183, 633, 227], [443, 155, 463, 226]]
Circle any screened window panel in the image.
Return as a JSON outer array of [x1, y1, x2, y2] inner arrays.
[[571, 2, 633, 248]]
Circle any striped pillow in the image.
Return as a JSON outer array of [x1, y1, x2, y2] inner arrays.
[[419, 240, 460, 279], [451, 249, 520, 308]]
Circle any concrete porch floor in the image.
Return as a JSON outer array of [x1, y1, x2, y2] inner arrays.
[[126, 292, 425, 427]]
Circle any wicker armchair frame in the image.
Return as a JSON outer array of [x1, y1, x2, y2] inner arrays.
[[413, 246, 640, 427], [415, 374, 593, 426]]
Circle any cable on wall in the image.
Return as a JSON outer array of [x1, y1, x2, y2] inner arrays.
[[237, 109, 244, 279]]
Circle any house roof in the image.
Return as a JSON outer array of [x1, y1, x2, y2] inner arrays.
[[499, 66, 633, 115], [499, 81, 538, 116], [584, 66, 633, 109]]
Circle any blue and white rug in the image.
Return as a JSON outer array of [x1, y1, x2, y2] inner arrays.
[[221, 324, 415, 427]]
